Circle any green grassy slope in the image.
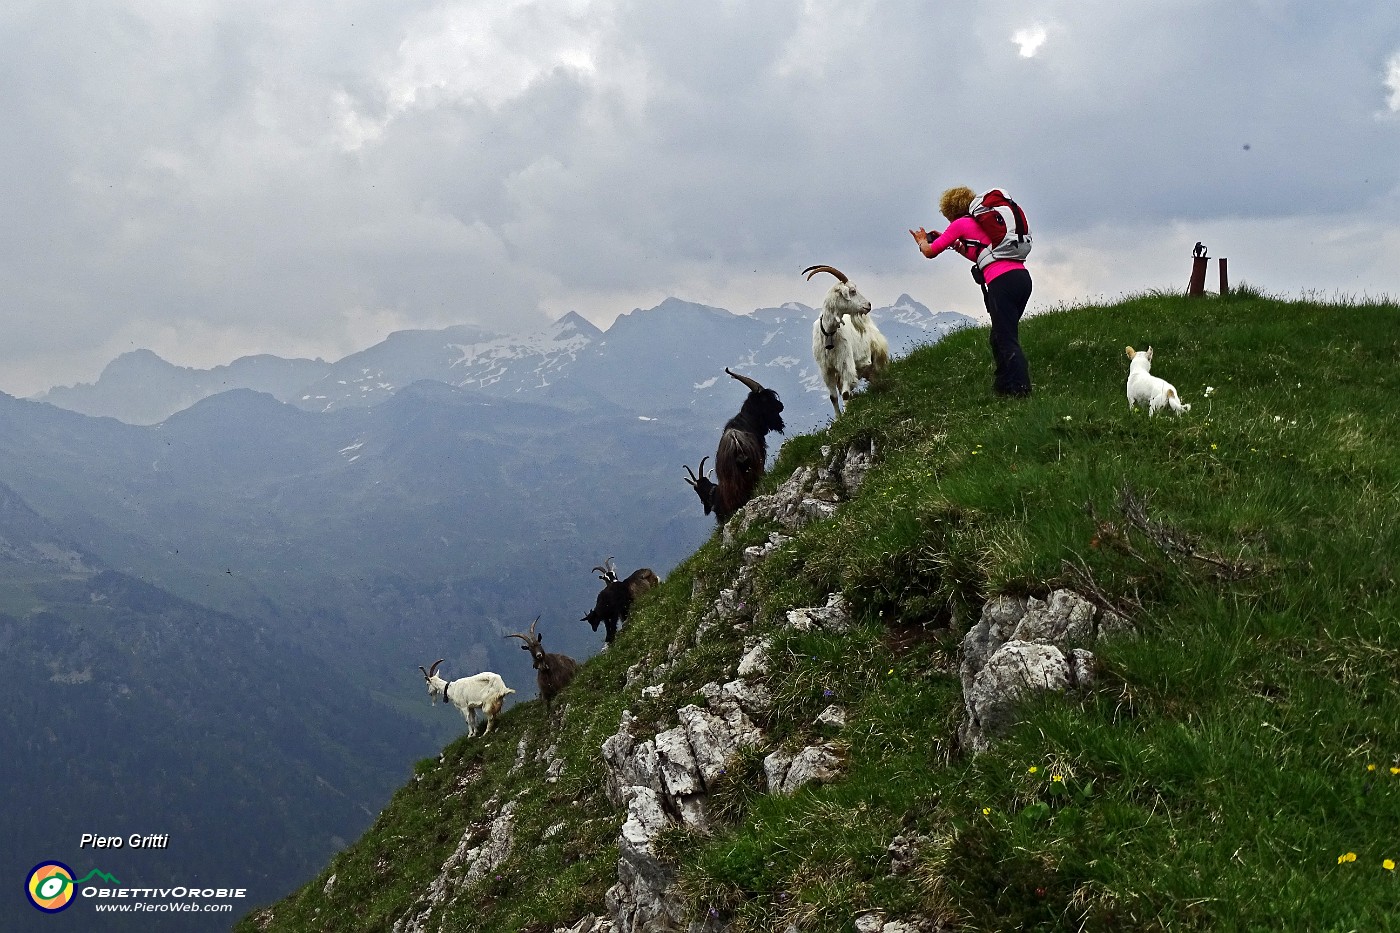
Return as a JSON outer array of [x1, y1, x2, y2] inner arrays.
[[239, 290, 1400, 932]]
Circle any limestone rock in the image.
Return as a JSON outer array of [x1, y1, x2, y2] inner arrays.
[[736, 637, 773, 677], [1068, 647, 1097, 687], [1011, 590, 1098, 645], [654, 727, 702, 798], [769, 743, 844, 796], [962, 640, 1070, 753], [958, 589, 1136, 753], [959, 595, 1027, 696], [763, 748, 794, 794], [785, 592, 852, 634], [677, 705, 746, 785], [723, 677, 772, 715], [553, 915, 615, 933]]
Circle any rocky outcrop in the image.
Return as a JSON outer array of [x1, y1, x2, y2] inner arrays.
[[393, 797, 519, 933], [724, 440, 875, 543], [596, 443, 872, 932], [958, 589, 1135, 753], [763, 743, 845, 796]]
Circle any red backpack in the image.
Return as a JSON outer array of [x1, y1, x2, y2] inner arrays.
[[968, 189, 1032, 270]]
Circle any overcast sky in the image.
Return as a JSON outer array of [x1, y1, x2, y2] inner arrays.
[[1, 1, 1397, 396]]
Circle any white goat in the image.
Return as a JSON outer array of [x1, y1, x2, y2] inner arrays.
[[419, 660, 515, 738], [804, 265, 889, 417]]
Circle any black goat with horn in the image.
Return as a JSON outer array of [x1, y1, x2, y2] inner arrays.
[[582, 557, 660, 645], [684, 367, 785, 523], [504, 617, 579, 717]]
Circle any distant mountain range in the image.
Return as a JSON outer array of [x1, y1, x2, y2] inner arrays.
[[34, 295, 974, 429], [2, 294, 972, 929]]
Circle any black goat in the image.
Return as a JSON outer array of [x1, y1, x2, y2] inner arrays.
[[683, 457, 718, 516], [581, 557, 660, 644], [685, 367, 785, 523], [504, 617, 579, 716]]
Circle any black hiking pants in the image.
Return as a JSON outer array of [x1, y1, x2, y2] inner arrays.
[[982, 267, 1032, 396]]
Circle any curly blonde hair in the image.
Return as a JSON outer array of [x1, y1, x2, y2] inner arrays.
[[939, 186, 975, 222]]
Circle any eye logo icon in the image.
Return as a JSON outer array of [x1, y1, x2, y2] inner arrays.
[[26, 861, 76, 912]]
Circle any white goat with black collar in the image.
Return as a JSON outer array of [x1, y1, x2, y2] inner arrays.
[[805, 265, 889, 418], [419, 660, 515, 738]]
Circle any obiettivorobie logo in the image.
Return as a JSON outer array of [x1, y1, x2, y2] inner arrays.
[[25, 858, 248, 916], [26, 862, 120, 913]]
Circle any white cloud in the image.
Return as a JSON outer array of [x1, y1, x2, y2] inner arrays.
[[1385, 51, 1400, 113], [1012, 24, 1048, 58]]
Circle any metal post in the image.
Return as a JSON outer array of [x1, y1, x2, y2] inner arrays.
[[1218, 258, 1229, 295], [1188, 256, 1208, 297]]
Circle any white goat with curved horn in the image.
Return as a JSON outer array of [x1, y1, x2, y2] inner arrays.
[[419, 659, 516, 738], [804, 265, 889, 417]]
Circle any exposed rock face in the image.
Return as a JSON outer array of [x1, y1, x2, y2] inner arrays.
[[553, 916, 616, 933], [724, 441, 875, 543], [855, 911, 945, 933], [786, 592, 853, 633], [764, 743, 845, 796], [393, 797, 518, 933], [959, 589, 1136, 753], [594, 443, 872, 932]]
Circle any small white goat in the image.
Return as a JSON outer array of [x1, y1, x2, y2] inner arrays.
[[419, 660, 515, 738], [804, 265, 889, 417]]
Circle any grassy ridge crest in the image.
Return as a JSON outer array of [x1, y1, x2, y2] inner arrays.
[[240, 289, 1400, 932]]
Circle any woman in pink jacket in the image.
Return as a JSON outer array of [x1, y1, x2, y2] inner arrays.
[[910, 186, 1032, 397]]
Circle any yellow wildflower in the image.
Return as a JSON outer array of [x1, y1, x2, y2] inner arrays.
[[1385, 859, 1395, 871], [982, 807, 991, 816], [1028, 766, 1038, 774]]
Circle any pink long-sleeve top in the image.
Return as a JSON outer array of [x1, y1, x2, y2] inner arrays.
[[922, 215, 1025, 283]]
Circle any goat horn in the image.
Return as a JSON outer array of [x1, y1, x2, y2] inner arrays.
[[424, 659, 444, 678], [503, 632, 533, 644], [725, 367, 765, 393], [802, 264, 848, 283], [683, 457, 711, 485]]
